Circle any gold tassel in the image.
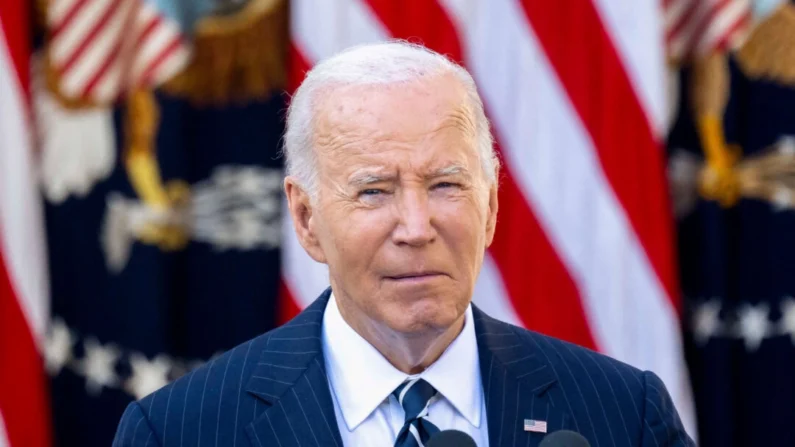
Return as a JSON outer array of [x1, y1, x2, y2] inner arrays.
[[124, 89, 191, 251], [690, 52, 742, 207], [124, 89, 170, 208], [162, 0, 288, 106]]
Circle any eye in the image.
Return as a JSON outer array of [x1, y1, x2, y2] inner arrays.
[[360, 189, 384, 196], [432, 182, 459, 190]]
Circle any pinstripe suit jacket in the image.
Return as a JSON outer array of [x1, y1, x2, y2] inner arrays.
[[113, 288, 695, 447]]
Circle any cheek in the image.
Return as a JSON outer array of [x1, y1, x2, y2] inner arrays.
[[433, 193, 486, 228], [329, 208, 393, 264], [433, 198, 487, 251]]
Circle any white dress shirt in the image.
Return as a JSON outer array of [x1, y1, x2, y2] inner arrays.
[[321, 292, 490, 446]]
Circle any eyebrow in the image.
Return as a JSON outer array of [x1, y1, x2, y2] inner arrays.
[[347, 164, 471, 187], [428, 164, 470, 179], [348, 172, 396, 187]]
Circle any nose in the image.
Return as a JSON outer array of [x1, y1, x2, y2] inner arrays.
[[392, 188, 437, 247]]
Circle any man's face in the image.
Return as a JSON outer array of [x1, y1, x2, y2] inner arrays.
[[287, 74, 498, 336]]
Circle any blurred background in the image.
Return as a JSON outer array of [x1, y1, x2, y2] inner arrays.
[[1, 0, 793, 445]]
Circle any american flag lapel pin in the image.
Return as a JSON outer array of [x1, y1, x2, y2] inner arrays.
[[524, 419, 548, 433]]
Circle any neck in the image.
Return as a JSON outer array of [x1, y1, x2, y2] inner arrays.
[[334, 293, 465, 375]]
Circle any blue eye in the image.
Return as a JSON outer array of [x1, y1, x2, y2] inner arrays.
[[361, 189, 384, 196], [433, 182, 458, 189]]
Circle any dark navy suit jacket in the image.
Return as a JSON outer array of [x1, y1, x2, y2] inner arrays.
[[113, 288, 695, 446]]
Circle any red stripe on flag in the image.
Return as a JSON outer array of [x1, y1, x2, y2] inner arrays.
[[287, 41, 310, 95], [363, 0, 464, 65], [50, 0, 90, 39], [518, 0, 680, 312], [0, 252, 52, 447], [0, 0, 30, 98], [136, 15, 163, 49], [58, 0, 124, 76], [278, 279, 302, 325], [362, 0, 597, 347]]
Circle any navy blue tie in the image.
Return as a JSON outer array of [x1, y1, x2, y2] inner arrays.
[[392, 378, 440, 447]]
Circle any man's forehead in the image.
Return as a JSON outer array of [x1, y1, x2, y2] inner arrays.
[[314, 76, 470, 131]]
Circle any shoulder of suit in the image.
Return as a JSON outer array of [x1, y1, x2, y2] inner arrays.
[[134, 327, 278, 417], [506, 322, 647, 388], [134, 293, 327, 417]]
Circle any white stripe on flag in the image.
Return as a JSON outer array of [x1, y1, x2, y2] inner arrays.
[[0, 21, 49, 343], [282, 197, 330, 308], [0, 411, 8, 447], [472, 254, 522, 327], [290, 0, 389, 64]]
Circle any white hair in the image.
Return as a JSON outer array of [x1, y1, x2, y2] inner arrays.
[[283, 40, 499, 198]]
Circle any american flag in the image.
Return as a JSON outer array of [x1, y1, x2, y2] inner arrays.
[[0, 0, 190, 445], [665, 0, 751, 61], [524, 419, 548, 434], [47, 0, 190, 102], [281, 0, 698, 439], [0, 0, 51, 446]]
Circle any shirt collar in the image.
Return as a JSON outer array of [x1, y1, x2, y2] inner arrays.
[[321, 292, 483, 431], [420, 303, 483, 428]]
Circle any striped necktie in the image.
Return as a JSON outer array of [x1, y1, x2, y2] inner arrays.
[[392, 378, 441, 447]]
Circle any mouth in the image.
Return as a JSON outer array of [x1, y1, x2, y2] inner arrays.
[[384, 272, 447, 281]]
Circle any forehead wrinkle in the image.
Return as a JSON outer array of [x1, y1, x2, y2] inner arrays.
[[315, 122, 374, 154], [432, 101, 477, 138]]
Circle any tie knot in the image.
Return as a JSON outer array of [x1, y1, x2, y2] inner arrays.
[[392, 378, 437, 422]]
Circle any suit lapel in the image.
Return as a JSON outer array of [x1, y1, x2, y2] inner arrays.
[[244, 289, 344, 447], [473, 306, 572, 447]]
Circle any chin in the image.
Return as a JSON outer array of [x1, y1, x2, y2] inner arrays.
[[386, 295, 466, 335]]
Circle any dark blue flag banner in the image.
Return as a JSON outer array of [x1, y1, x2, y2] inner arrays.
[[667, 3, 795, 446], [35, 1, 289, 445]]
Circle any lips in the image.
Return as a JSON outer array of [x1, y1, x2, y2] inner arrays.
[[385, 271, 446, 280]]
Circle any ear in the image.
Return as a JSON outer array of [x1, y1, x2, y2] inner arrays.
[[284, 176, 327, 264], [484, 182, 499, 247]]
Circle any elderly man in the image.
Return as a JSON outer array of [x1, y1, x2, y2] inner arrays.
[[113, 42, 694, 447]]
